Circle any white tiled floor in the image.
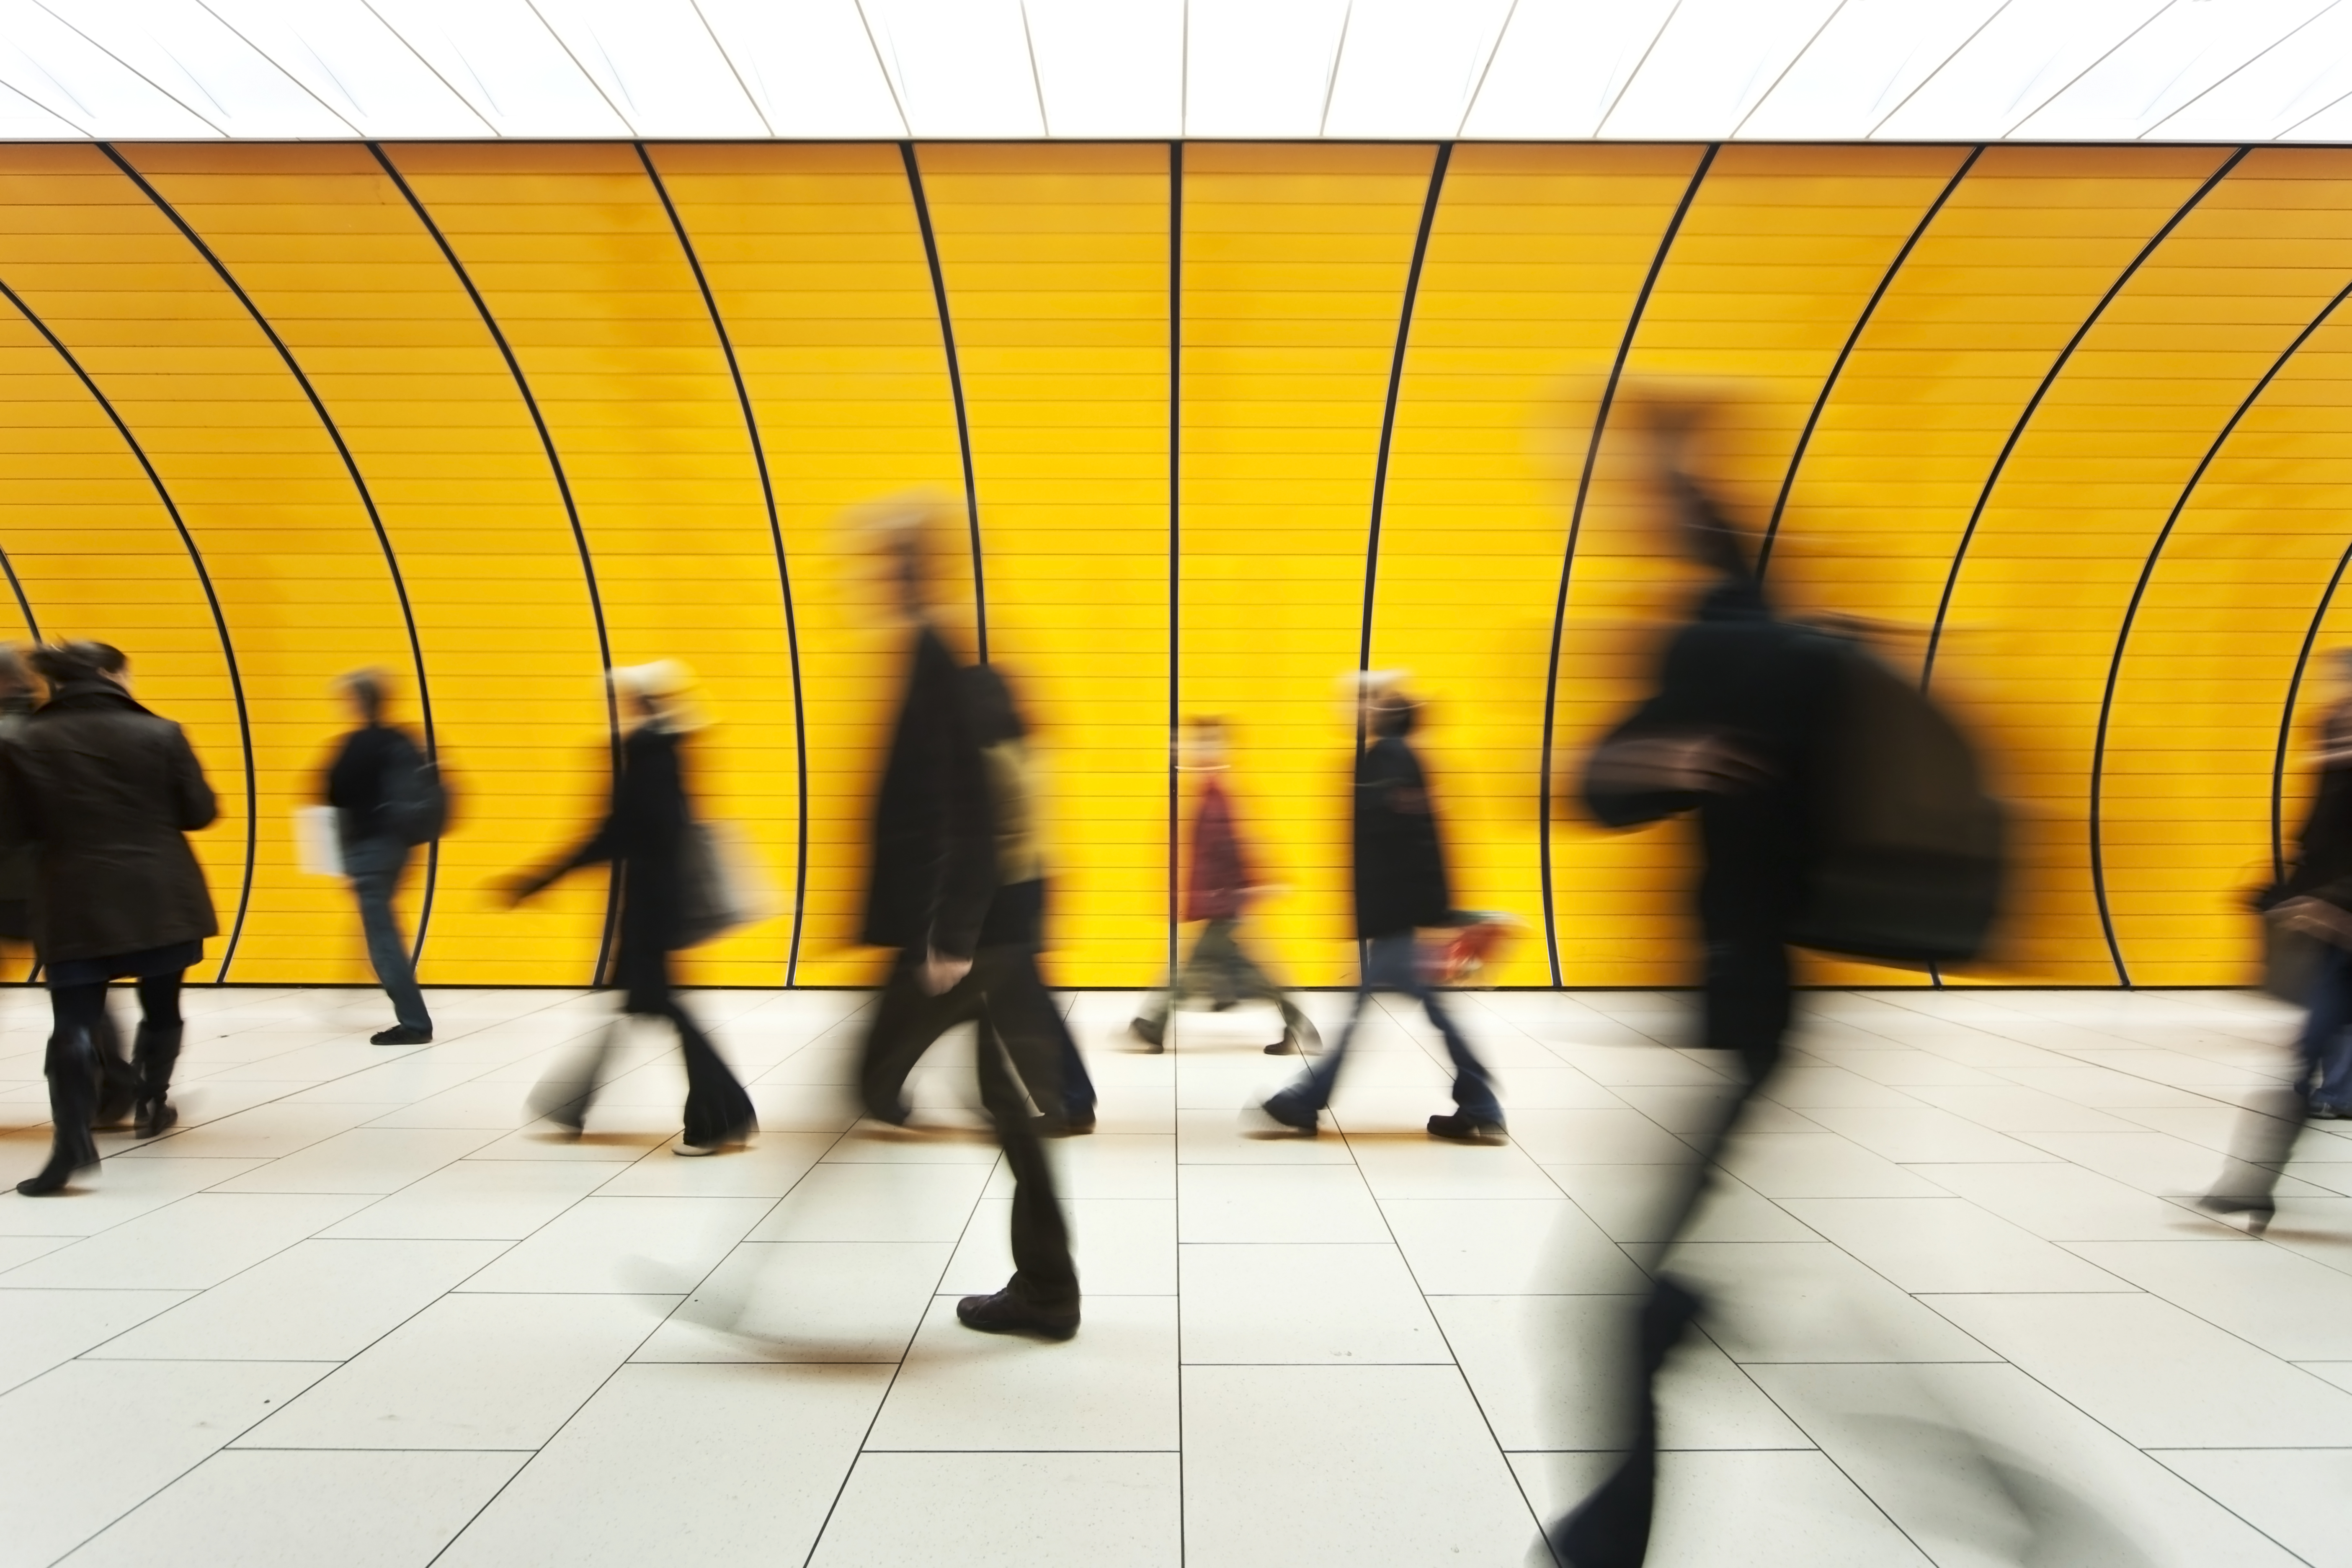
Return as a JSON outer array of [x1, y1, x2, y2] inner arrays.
[[2, 983, 2349, 1564]]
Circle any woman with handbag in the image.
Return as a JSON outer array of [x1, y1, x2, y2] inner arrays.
[[502, 661, 756, 1156]]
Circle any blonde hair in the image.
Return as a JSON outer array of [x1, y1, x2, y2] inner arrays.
[[609, 660, 710, 733]]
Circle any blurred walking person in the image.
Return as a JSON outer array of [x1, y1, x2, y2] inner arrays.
[[4, 642, 219, 1194], [1260, 680, 1503, 1143], [503, 662, 756, 1156], [851, 497, 1081, 1339], [1130, 715, 1318, 1057], [323, 669, 436, 1044], [2202, 648, 2352, 1230]]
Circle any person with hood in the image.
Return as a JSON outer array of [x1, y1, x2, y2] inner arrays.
[[1259, 679, 1504, 1143], [4, 641, 219, 1194], [503, 661, 756, 1157]]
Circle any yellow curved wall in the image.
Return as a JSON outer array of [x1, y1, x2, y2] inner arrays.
[[1, 139, 2342, 990]]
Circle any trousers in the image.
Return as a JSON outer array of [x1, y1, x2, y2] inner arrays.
[[859, 947, 1078, 1308], [40, 971, 186, 1172], [1136, 917, 1314, 1042], [1267, 931, 1501, 1124], [343, 836, 431, 1033]]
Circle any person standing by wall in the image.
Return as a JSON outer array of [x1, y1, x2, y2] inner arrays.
[[503, 662, 756, 1157], [1131, 715, 1318, 1057], [5, 641, 219, 1194], [1260, 680, 1504, 1144], [323, 669, 435, 1045]]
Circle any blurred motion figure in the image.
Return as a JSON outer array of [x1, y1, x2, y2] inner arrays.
[[1131, 715, 1318, 1056], [504, 661, 756, 1157], [5, 642, 219, 1194], [323, 668, 437, 1044]]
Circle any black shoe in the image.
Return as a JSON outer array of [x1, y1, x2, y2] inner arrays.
[[371, 1025, 433, 1045], [956, 1283, 1079, 1341], [1427, 1112, 1507, 1145], [1258, 1098, 1318, 1135], [133, 1098, 179, 1140], [861, 1098, 910, 1128], [16, 1147, 97, 1196], [2193, 1192, 2274, 1235], [1128, 1018, 1164, 1053], [1036, 1109, 1096, 1137]]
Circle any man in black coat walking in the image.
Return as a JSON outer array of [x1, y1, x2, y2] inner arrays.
[[850, 496, 1080, 1341], [1260, 682, 1503, 1142], [323, 669, 435, 1044], [3, 642, 219, 1193]]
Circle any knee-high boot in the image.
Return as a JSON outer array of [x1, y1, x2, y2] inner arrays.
[[91, 1008, 138, 1127], [19, 1027, 101, 1196], [132, 1021, 183, 1138]]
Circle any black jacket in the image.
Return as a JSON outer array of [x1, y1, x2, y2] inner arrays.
[[861, 625, 997, 958], [0, 680, 218, 961], [1354, 735, 1452, 939], [2281, 704, 2352, 910], [1583, 580, 1843, 939], [325, 723, 424, 847]]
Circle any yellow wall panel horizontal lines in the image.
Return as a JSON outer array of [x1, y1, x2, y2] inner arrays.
[[2, 139, 2347, 990]]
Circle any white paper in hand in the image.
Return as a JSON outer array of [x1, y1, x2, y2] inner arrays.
[[294, 807, 344, 877]]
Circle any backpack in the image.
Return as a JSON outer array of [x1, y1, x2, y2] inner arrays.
[[385, 751, 452, 846], [1790, 640, 2005, 966]]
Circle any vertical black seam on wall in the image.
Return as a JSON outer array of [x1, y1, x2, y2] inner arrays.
[[2275, 542, 2352, 881], [1756, 144, 1982, 578], [0, 546, 37, 640], [637, 144, 813, 989], [1357, 143, 1451, 687], [1168, 140, 1183, 984], [1918, 145, 2245, 990], [368, 143, 625, 987], [900, 142, 989, 663], [0, 274, 258, 983], [1534, 144, 1717, 988], [2091, 269, 2352, 990], [1921, 146, 2249, 692], [101, 144, 446, 972]]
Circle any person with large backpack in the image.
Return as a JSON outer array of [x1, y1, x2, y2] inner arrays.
[[323, 669, 443, 1044], [1547, 414, 2002, 1567]]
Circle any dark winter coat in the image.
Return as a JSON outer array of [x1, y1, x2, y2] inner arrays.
[[325, 722, 425, 849], [860, 624, 997, 959], [1583, 580, 1844, 941], [0, 679, 218, 962], [545, 722, 691, 1011], [1353, 735, 1452, 939]]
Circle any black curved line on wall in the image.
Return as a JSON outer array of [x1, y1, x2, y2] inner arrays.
[[637, 145, 815, 988], [2090, 270, 2352, 988], [900, 142, 990, 663], [1534, 144, 1718, 987], [0, 275, 258, 983], [101, 144, 447, 972], [1920, 147, 2249, 692], [368, 143, 625, 986], [2275, 543, 2352, 882], [1756, 145, 1983, 578], [1357, 142, 1451, 682], [1167, 140, 1183, 984], [0, 546, 38, 640]]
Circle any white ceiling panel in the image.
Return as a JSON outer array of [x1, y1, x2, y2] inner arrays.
[[366, 0, 628, 137], [532, 0, 766, 137], [863, 0, 1042, 139], [200, 0, 490, 137], [694, 0, 904, 140], [1603, 0, 1844, 139], [1323, 0, 1513, 140], [1183, 0, 1348, 138], [1458, 0, 1679, 140], [2018, 0, 2335, 139], [1739, 0, 2010, 140], [1875, 0, 2174, 141], [1026, 0, 1181, 139], [3, 0, 2352, 142]]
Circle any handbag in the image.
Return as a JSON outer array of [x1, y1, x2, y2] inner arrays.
[[2263, 918, 2325, 1006], [673, 820, 780, 949]]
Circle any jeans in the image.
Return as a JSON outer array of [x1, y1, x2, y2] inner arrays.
[[2298, 944, 2352, 1110], [344, 836, 431, 1033], [2209, 941, 2352, 1208], [1267, 931, 1500, 1124]]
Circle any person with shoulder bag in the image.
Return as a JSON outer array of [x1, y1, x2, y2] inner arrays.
[[323, 669, 439, 1044], [2199, 657, 2352, 1230], [501, 662, 756, 1157], [5, 642, 219, 1194]]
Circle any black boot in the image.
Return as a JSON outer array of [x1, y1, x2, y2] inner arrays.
[[90, 1010, 138, 1128], [22, 1027, 101, 1195], [131, 1021, 183, 1139]]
